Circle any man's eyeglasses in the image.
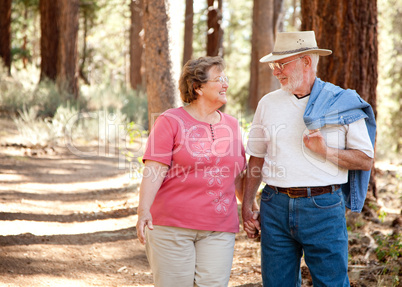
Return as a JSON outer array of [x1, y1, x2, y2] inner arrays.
[[268, 56, 304, 71], [208, 75, 229, 84]]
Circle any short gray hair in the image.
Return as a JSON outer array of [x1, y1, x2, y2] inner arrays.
[[306, 54, 319, 73]]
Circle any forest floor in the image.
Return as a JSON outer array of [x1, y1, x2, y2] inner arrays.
[[0, 117, 401, 287]]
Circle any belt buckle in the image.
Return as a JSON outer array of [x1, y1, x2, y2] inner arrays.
[[287, 189, 297, 198]]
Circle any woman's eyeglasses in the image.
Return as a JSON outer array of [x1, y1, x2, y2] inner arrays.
[[208, 76, 229, 84]]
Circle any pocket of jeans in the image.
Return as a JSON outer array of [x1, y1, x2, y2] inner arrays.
[[312, 191, 342, 209], [261, 186, 275, 202]]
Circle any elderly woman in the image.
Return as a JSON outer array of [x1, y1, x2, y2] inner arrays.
[[136, 56, 253, 287]]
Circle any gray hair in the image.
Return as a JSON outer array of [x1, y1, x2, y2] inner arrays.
[[306, 54, 320, 73]]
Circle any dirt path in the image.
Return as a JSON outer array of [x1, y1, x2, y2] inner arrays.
[[0, 136, 262, 286], [0, 143, 152, 287], [0, 119, 400, 287]]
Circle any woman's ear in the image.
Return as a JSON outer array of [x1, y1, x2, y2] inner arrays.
[[195, 86, 203, 96]]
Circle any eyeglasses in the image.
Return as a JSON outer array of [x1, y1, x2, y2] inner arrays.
[[268, 56, 304, 71], [208, 75, 229, 84]]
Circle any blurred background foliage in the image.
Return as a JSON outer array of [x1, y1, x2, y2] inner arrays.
[[377, 0, 402, 159], [0, 0, 401, 162]]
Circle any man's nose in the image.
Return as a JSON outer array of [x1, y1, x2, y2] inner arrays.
[[272, 66, 281, 76]]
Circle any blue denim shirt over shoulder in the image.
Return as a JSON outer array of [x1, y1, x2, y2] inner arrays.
[[303, 78, 376, 213]]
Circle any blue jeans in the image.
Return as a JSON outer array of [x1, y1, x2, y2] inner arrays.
[[260, 185, 350, 287]]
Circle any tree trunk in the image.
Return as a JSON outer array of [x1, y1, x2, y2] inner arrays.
[[182, 0, 193, 66], [143, 0, 178, 130], [22, 6, 29, 69], [79, 11, 90, 86], [273, 0, 285, 34], [248, 0, 281, 111], [130, 0, 144, 91], [301, 0, 378, 196], [40, 0, 59, 81], [291, 0, 297, 29], [0, 0, 12, 74], [57, 0, 79, 99], [206, 0, 223, 57]]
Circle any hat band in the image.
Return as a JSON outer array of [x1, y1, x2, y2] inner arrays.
[[272, 46, 319, 55]]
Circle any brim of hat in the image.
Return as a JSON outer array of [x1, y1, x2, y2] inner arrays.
[[260, 49, 332, 63]]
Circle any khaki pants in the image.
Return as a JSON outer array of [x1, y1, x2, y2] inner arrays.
[[145, 225, 235, 287]]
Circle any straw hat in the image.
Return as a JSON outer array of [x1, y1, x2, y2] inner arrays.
[[260, 31, 332, 63]]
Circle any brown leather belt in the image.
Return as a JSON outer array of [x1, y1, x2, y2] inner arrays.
[[267, 184, 340, 198]]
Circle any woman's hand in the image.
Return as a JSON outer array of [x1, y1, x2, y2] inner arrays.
[[136, 160, 169, 245], [242, 209, 261, 239], [136, 209, 154, 245]]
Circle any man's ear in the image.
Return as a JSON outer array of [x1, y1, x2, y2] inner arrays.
[[304, 56, 312, 68]]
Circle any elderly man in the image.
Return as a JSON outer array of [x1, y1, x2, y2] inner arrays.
[[242, 31, 376, 286]]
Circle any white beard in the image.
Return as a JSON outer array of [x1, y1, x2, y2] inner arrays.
[[280, 61, 304, 94]]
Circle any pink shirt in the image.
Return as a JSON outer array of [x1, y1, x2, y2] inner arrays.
[[143, 107, 246, 233]]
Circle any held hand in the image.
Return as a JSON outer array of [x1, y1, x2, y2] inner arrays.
[[136, 211, 154, 245], [303, 129, 327, 156], [242, 209, 261, 239]]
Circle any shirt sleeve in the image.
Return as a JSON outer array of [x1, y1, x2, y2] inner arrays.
[[246, 103, 268, 158], [346, 118, 374, 158], [142, 114, 175, 166]]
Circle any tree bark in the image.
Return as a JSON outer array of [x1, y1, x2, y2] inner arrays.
[[0, 0, 12, 74], [273, 0, 285, 34], [40, 0, 59, 81], [206, 0, 223, 56], [22, 6, 29, 69], [248, 0, 281, 111], [182, 0, 193, 66], [79, 11, 90, 86], [143, 0, 178, 130], [130, 0, 144, 91], [57, 0, 80, 99], [301, 0, 378, 196]]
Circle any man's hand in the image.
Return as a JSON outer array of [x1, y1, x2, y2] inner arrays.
[[303, 129, 327, 157], [242, 209, 261, 239], [242, 156, 264, 239]]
